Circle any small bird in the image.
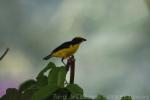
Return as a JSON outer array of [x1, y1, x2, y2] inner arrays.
[[43, 37, 86, 65]]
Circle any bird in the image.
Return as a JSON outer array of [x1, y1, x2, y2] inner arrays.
[[43, 37, 86, 65]]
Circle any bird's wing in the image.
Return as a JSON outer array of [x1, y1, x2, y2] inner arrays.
[[52, 41, 72, 53]]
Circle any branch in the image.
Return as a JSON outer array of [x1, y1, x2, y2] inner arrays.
[[67, 56, 75, 84], [0, 48, 9, 61]]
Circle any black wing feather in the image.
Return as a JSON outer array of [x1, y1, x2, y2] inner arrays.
[[52, 41, 72, 53], [43, 41, 72, 60]]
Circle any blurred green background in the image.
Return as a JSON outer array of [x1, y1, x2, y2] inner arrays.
[[0, 0, 150, 99]]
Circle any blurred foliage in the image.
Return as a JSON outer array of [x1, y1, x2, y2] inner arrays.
[[95, 95, 107, 100], [121, 96, 132, 100], [0, 62, 132, 100]]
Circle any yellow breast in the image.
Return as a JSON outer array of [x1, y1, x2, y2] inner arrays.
[[52, 44, 79, 58]]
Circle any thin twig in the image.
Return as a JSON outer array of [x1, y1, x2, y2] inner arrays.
[[0, 48, 9, 61]]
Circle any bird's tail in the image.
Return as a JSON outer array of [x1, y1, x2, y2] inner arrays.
[[43, 54, 52, 60]]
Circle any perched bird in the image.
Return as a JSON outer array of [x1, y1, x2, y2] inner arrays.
[[43, 37, 86, 65]]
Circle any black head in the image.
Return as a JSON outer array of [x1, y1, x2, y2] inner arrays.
[[71, 37, 86, 44]]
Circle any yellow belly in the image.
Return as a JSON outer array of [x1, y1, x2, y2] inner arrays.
[[52, 44, 79, 58]]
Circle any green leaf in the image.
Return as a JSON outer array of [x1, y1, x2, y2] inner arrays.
[[48, 66, 67, 88], [21, 86, 38, 100], [0, 88, 21, 100], [36, 62, 56, 81], [48, 67, 59, 85], [31, 85, 58, 100], [95, 95, 107, 100], [121, 96, 132, 100], [36, 75, 48, 87], [36, 62, 56, 88], [19, 79, 36, 93], [66, 84, 83, 96], [51, 88, 70, 100], [57, 67, 67, 87]]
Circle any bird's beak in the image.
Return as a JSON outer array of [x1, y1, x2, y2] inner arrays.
[[82, 38, 87, 41]]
